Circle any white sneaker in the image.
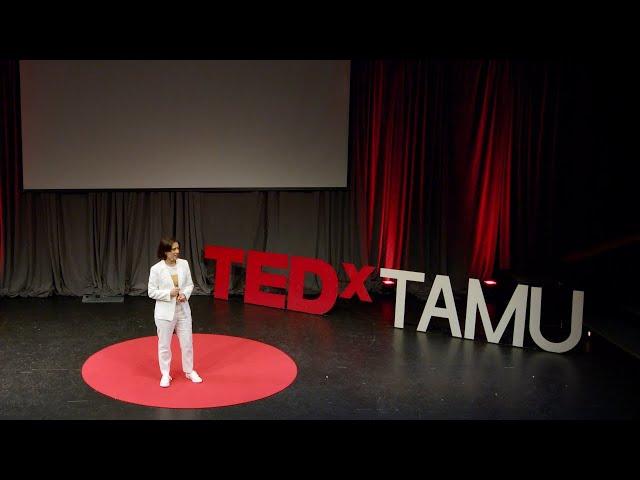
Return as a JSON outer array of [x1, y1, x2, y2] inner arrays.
[[185, 370, 203, 383], [160, 375, 172, 387]]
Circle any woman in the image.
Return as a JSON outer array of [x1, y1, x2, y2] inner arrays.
[[148, 238, 203, 387]]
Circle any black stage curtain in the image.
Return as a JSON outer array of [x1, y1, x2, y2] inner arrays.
[[1, 60, 637, 299]]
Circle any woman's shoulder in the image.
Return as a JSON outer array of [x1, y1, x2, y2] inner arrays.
[[178, 258, 190, 266], [150, 260, 164, 271]]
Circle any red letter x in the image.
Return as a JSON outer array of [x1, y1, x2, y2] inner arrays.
[[339, 263, 374, 302]]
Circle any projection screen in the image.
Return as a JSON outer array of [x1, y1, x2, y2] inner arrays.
[[19, 60, 351, 190]]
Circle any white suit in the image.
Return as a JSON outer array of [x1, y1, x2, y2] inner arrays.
[[148, 258, 195, 376]]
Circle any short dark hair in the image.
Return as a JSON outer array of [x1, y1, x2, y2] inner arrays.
[[157, 237, 179, 260]]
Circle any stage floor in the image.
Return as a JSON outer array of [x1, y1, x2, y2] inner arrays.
[[1, 294, 639, 420]]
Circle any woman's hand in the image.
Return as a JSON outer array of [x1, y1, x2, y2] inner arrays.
[[170, 287, 180, 297], [177, 293, 187, 303]]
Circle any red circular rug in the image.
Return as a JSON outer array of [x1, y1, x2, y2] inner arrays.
[[81, 334, 298, 408]]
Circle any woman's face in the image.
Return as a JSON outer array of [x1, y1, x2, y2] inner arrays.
[[166, 242, 180, 262]]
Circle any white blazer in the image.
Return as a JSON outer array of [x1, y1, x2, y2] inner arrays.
[[148, 258, 194, 321]]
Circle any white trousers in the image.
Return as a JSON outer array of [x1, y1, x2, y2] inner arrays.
[[154, 303, 194, 377]]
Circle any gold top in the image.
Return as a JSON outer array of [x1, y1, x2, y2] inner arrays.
[[171, 274, 179, 287]]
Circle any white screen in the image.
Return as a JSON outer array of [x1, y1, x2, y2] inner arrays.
[[19, 60, 351, 190]]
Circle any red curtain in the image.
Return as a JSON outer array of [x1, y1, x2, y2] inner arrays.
[[463, 61, 513, 279], [351, 60, 514, 280], [350, 61, 431, 271]]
